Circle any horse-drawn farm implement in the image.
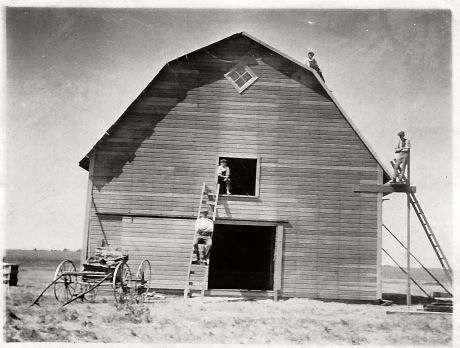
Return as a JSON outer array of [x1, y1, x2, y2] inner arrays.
[[31, 247, 151, 306]]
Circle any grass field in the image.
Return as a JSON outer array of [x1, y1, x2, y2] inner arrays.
[[3, 249, 453, 344]]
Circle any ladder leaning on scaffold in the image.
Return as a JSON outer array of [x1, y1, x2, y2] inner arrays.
[[391, 160, 452, 283], [184, 182, 220, 298]]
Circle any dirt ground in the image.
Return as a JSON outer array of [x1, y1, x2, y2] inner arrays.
[[3, 264, 453, 344]]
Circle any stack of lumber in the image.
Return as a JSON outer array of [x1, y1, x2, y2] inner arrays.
[[424, 293, 452, 313]]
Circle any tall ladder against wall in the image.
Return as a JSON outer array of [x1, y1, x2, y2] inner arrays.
[[184, 182, 220, 298], [391, 161, 452, 283]]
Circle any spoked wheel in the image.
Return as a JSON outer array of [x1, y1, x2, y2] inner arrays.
[[135, 260, 151, 299], [53, 260, 77, 303], [112, 263, 132, 304]]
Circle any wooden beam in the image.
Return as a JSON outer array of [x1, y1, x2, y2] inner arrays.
[[353, 184, 416, 194], [81, 151, 95, 266], [217, 219, 288, 226], [407, 192, 411, 306], [406, 156, 412, 306], [96, 211, 289, 225], [376, 166, 383, 300], [273, 225, 284, 301]]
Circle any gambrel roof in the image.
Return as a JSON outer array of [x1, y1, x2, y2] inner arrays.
[[79, 31, 391, 180]]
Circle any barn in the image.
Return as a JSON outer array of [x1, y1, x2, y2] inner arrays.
[[79, 32, 392, 301]]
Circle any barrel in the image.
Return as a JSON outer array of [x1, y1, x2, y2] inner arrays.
[[3, 263, 19, 286]]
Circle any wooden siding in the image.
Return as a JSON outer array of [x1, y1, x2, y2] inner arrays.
[[86, 36, 379, 300], [88, 212, 122, 253], [121, 217, 193, 289]]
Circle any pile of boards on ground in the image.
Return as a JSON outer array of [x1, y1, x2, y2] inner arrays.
[[423, 292, 452, 313]]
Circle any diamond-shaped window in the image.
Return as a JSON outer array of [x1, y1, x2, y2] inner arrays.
[[224, 65, 258, 93]]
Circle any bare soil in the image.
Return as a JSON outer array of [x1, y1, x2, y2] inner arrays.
[[2, 251, 453, 344]]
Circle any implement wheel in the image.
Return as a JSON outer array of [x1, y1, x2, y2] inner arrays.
[[112, 263, 132, 304], [53, 260, 77, 303], [135, 259, 151, 298]]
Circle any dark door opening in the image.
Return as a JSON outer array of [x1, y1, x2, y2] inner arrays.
[[208, 224, 275, 290]]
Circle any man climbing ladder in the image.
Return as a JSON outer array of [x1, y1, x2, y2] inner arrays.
[[184, 182, 220, 298], [193, 209, 214, 265]]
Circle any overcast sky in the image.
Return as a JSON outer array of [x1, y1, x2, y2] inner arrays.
[[4, 3, 456, 268]]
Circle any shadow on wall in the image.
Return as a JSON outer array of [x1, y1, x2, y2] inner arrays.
[[92, 70, 223, 190], [92, 37, 259, 191], [92, 35, 328, 192]]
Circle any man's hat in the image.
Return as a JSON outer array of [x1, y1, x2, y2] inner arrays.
[[397, 131, 405, 136], [220, 158, 227, 163], [308, 51, 315, 55]]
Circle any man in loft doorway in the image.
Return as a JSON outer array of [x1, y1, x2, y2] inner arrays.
[[389, 130, 411, 184], [217, 158, 231, 195]]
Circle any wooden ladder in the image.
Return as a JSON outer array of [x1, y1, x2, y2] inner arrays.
[[390, 161, 452, 283], [184, 182, 220, 298]]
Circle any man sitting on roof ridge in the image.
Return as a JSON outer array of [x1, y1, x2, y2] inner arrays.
[[306, 51, 325, 81]]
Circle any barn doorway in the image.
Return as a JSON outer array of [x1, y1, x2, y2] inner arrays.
[[208, 224, 275, 290]]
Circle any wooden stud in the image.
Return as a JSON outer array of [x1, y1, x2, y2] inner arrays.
[[353, 184, 416, 194], [376, 166, 383, 300], [407, 191, 411, 306], [273, 225, 284, 301], [406, 153, 411, 306], [81, 151, 95, 265]]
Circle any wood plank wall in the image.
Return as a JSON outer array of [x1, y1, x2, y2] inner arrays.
[[86, 36, 379, 300], [122, 217, 193, 289]]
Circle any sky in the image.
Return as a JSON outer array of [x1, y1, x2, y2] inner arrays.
[[3, 3, 457, 269]]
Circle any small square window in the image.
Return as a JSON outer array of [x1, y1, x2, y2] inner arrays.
[[217, 156, 260, 197], [228, 71, 239, 80], [235, 79, 246, 88], [225, 65, 258, 93], [241, 72, 252, 82], [234, 66, 246, 75]]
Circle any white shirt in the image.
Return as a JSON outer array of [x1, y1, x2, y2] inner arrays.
[[306, 57, 321, 72], [195, 217, 214, 234], [396, 138, 411, 153], [217, 165, 230, 177]]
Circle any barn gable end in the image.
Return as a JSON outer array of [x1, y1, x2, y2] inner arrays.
[[81, 32, 386, 301]]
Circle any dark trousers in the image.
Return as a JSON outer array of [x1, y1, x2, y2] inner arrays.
[[193, 234, 212, 261], [218, 178, 230, 194]]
